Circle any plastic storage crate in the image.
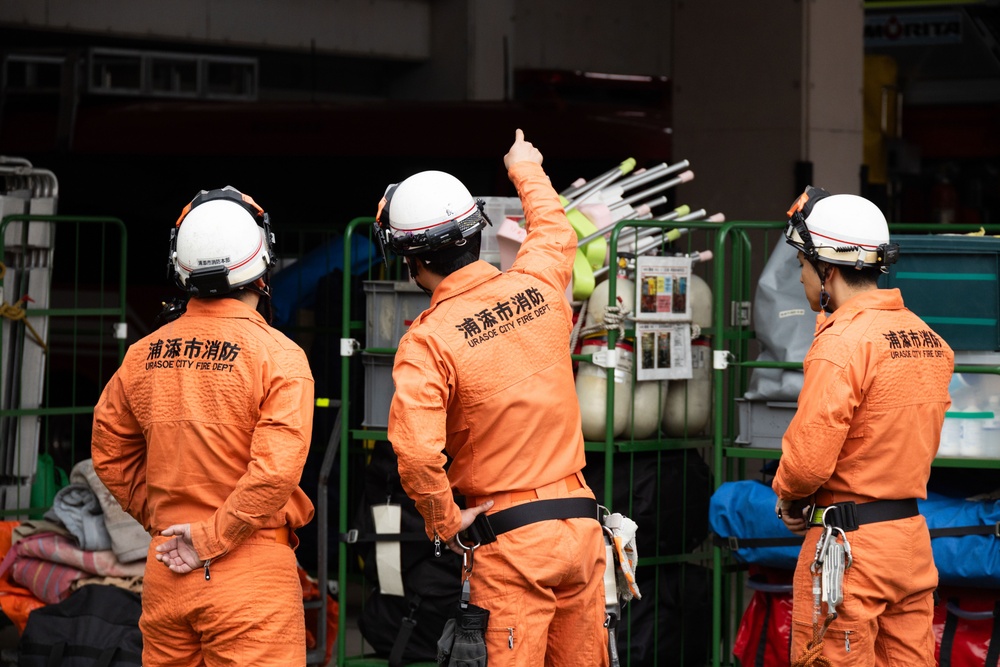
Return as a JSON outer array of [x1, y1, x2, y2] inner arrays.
[[734, 399, 797, 449], [362, 352, 395, 429], [364, 280, 429, 349], [880, 234, 1000, 351]]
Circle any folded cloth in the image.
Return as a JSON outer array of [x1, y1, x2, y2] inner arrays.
[[8, 556, 85, 604], [12, 519, 73, 544], [71, 459, 150, 562], [72, 575, 144, 595], [0, 533, 146, 604], [44, 483, 112, 552]]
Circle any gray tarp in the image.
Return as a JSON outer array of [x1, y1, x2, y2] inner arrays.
[[744, 240, 816, 400]]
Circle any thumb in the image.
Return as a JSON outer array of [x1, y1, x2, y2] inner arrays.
[[160, 525, 180, 537], [473, 499, 494, 515]]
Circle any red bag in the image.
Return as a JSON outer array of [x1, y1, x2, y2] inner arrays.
[[733, 568, 794, 667], [934, 591, 1000, 667], [299, 567, 339, 666]]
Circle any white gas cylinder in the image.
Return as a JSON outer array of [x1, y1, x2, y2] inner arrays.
[[689, 273, 712, 331], [625, 380, 662, 439], [576, 335, 633, 441], [662, 337, 712, 437], [585, 277, 636, 329]]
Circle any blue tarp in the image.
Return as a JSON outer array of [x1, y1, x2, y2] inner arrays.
[[710, 480, 1000, 587], [270, 234, 377, 327]]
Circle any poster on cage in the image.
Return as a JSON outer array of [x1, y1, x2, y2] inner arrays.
[[635, 255, 693, 322], [636, 322, 693, 381]]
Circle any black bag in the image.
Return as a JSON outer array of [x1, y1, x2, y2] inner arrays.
[[584, 450, 712, 557], [18, 585, 142, 666], [617, 563, 711, 667], [352, 441, 463, 664]]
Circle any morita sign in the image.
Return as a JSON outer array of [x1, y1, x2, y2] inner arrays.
[[865, 12, 963, 47]]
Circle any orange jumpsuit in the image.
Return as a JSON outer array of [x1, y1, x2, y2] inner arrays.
[[773, 288, 953, 666], [92, 296, 315, 667], [389, 161, 608, 666]]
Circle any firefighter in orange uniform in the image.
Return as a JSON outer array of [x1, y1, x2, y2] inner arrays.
[[773, 187, 953, 666], [92, 186, 314, 667], [375, 130, 609, 666]]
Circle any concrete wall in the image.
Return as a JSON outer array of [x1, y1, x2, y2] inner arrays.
[[390, 0, 671, 100], [512, 0, 672, 75], [3, 0, 866, 220], [672, 0, 864, 220], [1, 0, 672, 100], [0, 0, 431, 60]]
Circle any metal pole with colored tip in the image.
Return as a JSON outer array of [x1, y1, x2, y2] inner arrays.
[[576, 203, 690, 250], [601, 160, 691, 201], [610, 196, 668, 224], [562, 158, 637, 206], [655, 204, 692, 222], [607, 170, 694, 212]]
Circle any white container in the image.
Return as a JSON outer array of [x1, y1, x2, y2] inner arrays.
[[662, 338, 712, 437], [576, 335, 633, 441], [689, 273, 713, 331], [625, 381, 662, 439], [982, 396, 1000, 458], [938, 415, 962, 457], [958, 405, 988, 457], [585, 276, 636, 330]]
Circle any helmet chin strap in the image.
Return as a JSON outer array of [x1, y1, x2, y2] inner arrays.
[[811, 260, 834, 313], [820, 287, 833, 313], [406, 257, 435, 299], [243, 276, 273, 323]]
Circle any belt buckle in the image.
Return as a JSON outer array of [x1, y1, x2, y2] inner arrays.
[[824, 502, 859, 532], [462, 512, 497, 546]]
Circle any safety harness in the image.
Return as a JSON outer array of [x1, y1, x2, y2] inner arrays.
[[792, 498, 919, 666], [461, 497, 600, 546], [457, 497, 640, 667]]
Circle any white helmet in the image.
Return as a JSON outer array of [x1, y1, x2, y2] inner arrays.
[[784, 186, 899, 271], [373, 170, 490, 260], [169, 186, 276, 296]]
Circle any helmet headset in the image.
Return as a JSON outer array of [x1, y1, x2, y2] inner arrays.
[[784, 186, 899, 311], [373, 170, 492, 268]]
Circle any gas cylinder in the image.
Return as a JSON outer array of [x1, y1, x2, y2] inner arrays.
[[585, 276, 636, 329], [576, 334, 633, 441], [689, 272, 712, 331], [625, 380, 662, 439], [662, 337, 712, 437]]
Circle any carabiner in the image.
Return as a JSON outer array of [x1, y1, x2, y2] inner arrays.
[[455, 536, 478, 577]]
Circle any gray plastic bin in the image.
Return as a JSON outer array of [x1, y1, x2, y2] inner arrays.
[[735, 398, 797, 449]]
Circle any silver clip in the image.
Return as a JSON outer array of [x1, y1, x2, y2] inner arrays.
[[822, 541, 845, 609]]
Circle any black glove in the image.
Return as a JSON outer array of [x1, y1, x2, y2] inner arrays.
[[437, 602, 490, 667], [448, 602, 490, 667], [437, 618, 457, 666]]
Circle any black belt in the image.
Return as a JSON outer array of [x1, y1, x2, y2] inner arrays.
[[808, 498, 919, 532], [463, 497, 600, 546]]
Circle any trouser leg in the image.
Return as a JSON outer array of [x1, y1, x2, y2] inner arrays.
[[142, 534, 306, 667]]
